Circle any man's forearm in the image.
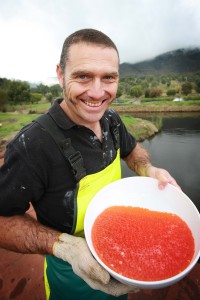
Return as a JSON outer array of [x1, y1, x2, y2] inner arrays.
[[0, 214, 60, 255], [123, 143, 152, 176]]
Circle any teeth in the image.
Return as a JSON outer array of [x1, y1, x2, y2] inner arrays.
[[84, 101, 102, 107]]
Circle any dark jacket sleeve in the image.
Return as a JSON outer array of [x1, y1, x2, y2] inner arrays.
[[0, 123, 49, 216]]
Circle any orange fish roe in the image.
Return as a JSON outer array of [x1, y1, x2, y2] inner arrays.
[[92, 206, 194, 281]]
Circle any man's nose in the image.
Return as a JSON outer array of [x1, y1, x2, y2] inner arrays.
[[87, 79, 105, 99]]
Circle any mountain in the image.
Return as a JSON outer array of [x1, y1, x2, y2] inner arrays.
[[119, 48, 200, 77]]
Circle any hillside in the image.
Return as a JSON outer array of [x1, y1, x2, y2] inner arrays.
[[119, 48, 200, 77]]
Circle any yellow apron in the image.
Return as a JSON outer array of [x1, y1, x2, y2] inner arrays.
[[44, 150, 127, 300]]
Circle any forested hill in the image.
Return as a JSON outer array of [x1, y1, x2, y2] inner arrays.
[[119, 48, 200, 77]]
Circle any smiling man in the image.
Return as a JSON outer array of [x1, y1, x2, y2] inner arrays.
[[57, 33, 120, 140], [0, 29, 179, 300]]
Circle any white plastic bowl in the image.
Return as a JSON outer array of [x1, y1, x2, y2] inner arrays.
[[84, 176, 200, 289]]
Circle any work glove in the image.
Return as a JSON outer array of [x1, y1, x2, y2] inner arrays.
[[53, 233, 139, 296]]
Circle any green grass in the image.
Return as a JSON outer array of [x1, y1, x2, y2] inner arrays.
[[0, 112, 41, 139], [120, 115, 140, 125], [120, 115, 160, 141], [0, 102, 51, 140]]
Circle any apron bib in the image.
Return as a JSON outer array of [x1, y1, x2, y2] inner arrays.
[[45, 150, 127, 300]]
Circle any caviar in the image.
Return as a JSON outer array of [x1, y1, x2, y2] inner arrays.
[[92, 206, 194, 281]]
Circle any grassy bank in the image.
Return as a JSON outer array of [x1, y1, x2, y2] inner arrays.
[[120, 115, 159, 141], [0, 102, 51, 142], [0, 113, 41, 140]]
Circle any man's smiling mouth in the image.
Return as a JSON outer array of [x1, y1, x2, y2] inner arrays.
[[82, 100, 105, 107]]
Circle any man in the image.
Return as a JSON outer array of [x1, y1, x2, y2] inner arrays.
[[0, 29, 179, 300]]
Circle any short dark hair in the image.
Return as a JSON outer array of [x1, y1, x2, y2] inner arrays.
[[59, 28, 119, 72]]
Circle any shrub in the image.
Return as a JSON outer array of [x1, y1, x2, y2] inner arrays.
[[166, 89, 176, 96]]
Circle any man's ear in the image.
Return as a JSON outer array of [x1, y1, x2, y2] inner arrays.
[[56, 64, 64, 88]]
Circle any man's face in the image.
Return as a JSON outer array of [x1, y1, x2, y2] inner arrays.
[[57, 43, 119, 126]]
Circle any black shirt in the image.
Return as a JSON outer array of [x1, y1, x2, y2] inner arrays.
[[0, 99, 136, 232]]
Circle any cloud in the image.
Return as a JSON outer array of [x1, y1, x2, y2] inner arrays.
[[0, 0, 200, 81], [110, 0, 200, 63]]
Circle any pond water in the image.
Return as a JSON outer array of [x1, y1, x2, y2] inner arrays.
[[121, 112, 200, 212]]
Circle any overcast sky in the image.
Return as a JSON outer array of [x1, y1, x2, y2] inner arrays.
[[0, 0, 200, 83]]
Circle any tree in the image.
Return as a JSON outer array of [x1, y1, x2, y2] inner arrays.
[[8, 80, 31, 105], [0, 77, 11, 95], [195, 79, 200, 93], [166, 89, 176, 96], [151, 80, 159, 87], [130, 85, 143, 98], [116, 85, 123, 98], [46, 92, 53, 103], [149, 88, 163, 98], [145, 89, 150, 98], [0, 88, 8, 110], [30, 93, 42, 103], [49, 84, 62, 97], [31, 83, 49, 95], [181, 82, 192, 95]]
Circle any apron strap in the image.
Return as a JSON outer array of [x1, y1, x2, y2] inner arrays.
[[34, 113, 86, 181]]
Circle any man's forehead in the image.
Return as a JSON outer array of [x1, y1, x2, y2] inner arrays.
[[68, 42, 119, 62]]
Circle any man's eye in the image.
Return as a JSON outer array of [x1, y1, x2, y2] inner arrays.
[[104, 75, 116, 82], [78, 75, 88, 80]]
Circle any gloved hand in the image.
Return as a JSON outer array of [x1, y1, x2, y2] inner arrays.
[[53, 233, 139, 296]]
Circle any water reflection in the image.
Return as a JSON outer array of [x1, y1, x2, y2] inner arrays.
[[121, 112, 200, 212]]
